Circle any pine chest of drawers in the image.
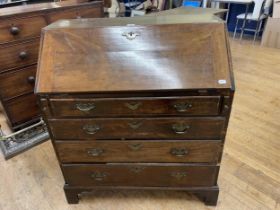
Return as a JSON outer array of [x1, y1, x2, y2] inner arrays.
[[36, 15, 235, 205], [0, 0, 103, 130]]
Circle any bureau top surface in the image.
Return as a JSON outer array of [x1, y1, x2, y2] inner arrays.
[[36, 15, 234, 94]]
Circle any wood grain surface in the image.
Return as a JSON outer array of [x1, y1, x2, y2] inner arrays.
[[55, 140, 222, 163], [36, 22, 233, 93], [0, 38, 39, 73], [48, 117, 225, 140], [0, 39, 279, 210], [0, 65, 36, 101], [49, 96, 221, 117]]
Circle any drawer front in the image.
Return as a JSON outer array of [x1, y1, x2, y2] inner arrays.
[[50, 96, 221, 117], [49, 117, 225, 140], [0, 65, 36, 100], [4, 93, 40, 125], [0, 39, 39, 73], [48, 7, 103, 22], [0, 16, 46, 44], [55, 140, 222, 163], [62, 164, 218, 187]]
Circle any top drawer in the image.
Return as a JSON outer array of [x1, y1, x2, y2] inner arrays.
[[0, 16, 46, 44], [47, 6, 103, 23], [49, 96, 221, 117]]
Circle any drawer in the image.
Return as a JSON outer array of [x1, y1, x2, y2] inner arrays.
[[4, 93, 40, 125], [49, 96, 221, 117], [0, 65, 36, 100], [55, 140, 222, 163], [49, 117, 225, 140], [0, 38, 39, 73], [47, 6, 103, 22], [62, 164, 219, 187], [0, 16, 46, 44]]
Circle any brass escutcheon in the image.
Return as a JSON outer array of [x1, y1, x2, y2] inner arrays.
[[122, 31, 140, 40]]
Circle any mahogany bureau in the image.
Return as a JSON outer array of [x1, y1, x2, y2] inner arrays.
[[0, 0, 103, 131], [36, 15, 235, 205]]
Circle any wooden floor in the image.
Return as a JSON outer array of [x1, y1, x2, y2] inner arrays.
[[0, 38, 280, 210]]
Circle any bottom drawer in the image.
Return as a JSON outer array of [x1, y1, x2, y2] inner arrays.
[[62, 164, 219, 187], [4, 93, 40, 125]]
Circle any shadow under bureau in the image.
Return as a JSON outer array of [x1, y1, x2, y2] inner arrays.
[[35, 15, 235, 205], [0, 0, 104, 131]]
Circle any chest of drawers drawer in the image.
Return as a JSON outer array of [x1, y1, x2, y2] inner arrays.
[[4, 93, 39, 125], [62, 164, 219, 187], [0, 65, 36, 100], [0, 38, 39, 73], [49, 96, 221, 117], [55, 140, 222, 163], [0, 16, 46, 44], [47, 6, 103, 22], [48, 117, 225, 140]]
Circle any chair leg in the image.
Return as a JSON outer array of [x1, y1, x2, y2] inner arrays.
[[233, 18, 239, 39], [240, 18, 247, 41], [253, 19, 264, 44], [253, 20, 261, 44], [257, 19, 263, 37]]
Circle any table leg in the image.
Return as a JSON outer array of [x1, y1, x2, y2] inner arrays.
[[226, 3, 230, 23], [239, 3, 249, 41]]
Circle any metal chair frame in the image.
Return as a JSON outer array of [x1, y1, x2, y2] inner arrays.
[[233, 0, 268, 43]]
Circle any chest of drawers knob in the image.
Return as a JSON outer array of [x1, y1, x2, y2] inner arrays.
[[124, 102, 142, 110], [173, 103, 193, 112], [19, 51, 28, 60], [87, 148, 104, 156], [171, 172, 187, 180], [76, 103, 95, 112], [90, 172, 107, 181], [83, 124, 100, 135], [170, 148, 189, 157], [172, 123, 190, 134], [27, 76, 35, 84], [128, 143, 143, 151], [128, 121, 142, 129], [10, 26, 20, 35]]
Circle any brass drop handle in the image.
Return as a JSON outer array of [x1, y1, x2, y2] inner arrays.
[[83, 124, 100, 135], [87, 148, 104, 156], [19, 51, 28, 60], [27, 76, 35, 84], [172, 124, 190, 134], [170, 148, 188, 157], [91, 172, 107, 181], [76, 103, 95, 112], [171, 172, 187, 180], [173, 103, 192, 112], [10, 26, 20, 35]]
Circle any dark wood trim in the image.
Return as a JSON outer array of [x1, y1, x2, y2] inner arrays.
[[64, 184, 219, 206]]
